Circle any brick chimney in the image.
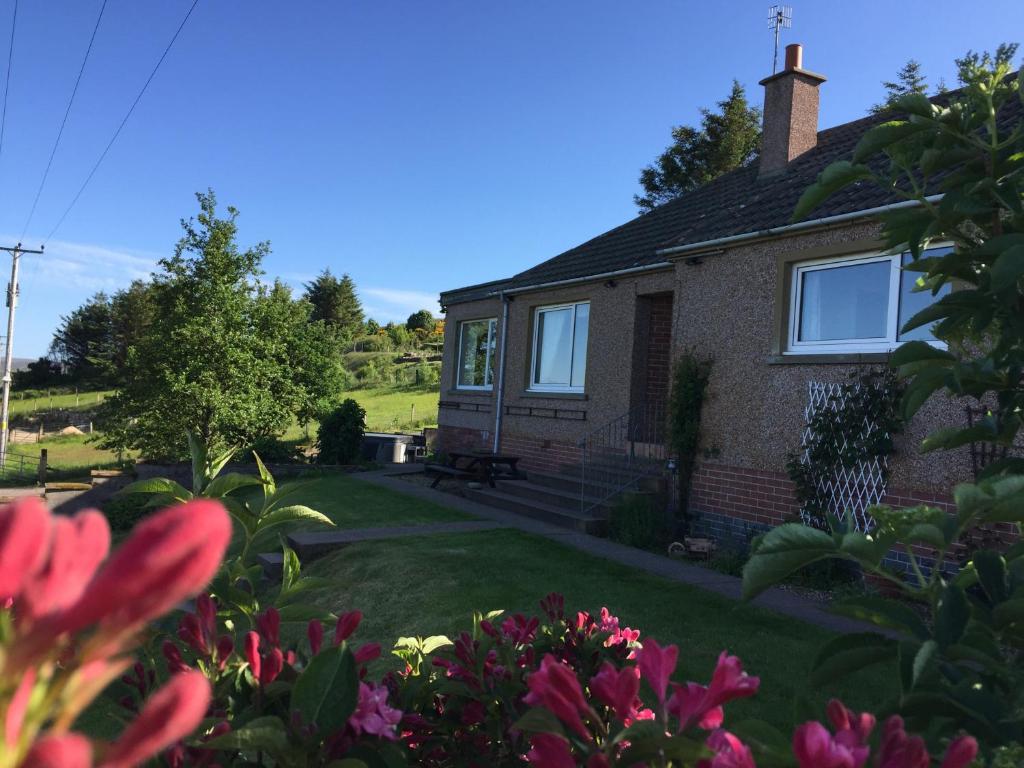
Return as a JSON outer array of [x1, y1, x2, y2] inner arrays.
[[758, 43, 826, 177]]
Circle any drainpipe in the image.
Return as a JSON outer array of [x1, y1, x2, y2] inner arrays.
[[492, 293, 510, 454]]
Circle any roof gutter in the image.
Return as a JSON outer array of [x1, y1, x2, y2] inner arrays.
[[655, 194, 945, 257], [488, 261, 672, 297]]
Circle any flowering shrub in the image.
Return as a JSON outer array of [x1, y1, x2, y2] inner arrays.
[[0, 496, 229, 767]]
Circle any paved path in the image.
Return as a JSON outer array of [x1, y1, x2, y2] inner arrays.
[[355, 466, 877, 636]]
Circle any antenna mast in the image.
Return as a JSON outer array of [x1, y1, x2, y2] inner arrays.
[[768, 5, 793, 74]]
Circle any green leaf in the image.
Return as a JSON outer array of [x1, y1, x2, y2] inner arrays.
[[118, 477, 192, 501], [912, 639, 939, 687], [203, 472, 265, 500], [511, 707, 566, 736], [853, 120, 932, 162], [741, 524, 838, 599], [990, 244, 1024, 293], [889, 339, 956, 369], [830, 596, 930, 639], [901, 368, 951, 419], [934, 584, 970, 647], [200, 715, 288, 753], [420, 635, 453, 654], [258, 505, 335, 535], [991, 598, 1024, 629], [792, 161, 873, 221], [809, 633, 898, 687], [281, 545, 301, 592], [254, 451, 276, 498], [729, 719, 792, 758], [292, 646, 358, 735], [973, 550, 1008, 603]]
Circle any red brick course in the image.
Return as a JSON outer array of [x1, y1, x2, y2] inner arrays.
[[643, 294, 673, 409]]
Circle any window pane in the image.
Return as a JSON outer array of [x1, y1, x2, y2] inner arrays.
[[534, 308, 573, 386], [571, 303, 589, 389], [458, 320, 492, 387], [798, 260, 890, 341], [898, 250, 952, 341]]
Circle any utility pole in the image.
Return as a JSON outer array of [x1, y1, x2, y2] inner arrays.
[[0, 243, 44, 468]]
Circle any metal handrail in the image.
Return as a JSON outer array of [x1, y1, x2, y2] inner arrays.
[[579, 401, 667, 515]]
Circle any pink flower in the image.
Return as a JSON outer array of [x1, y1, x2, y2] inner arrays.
[[826, 699, 875, 752], [54, 500, 231, 636], [162, 641, 191, 675], [526, 733, 575, 768], [941, 735, 978, 768], [349, 682, 402, 740], [354, 642, 381, 665], [20, 732, 93, 768], [637, 637, 678, 704], [244, 631, 261, 680], [335, 610, 362, 645], [260, 648, 284, 686], [215, 634, 234, 669], [587, 754, 611, 768], [524, 654, 593, 740], [589, 662, 640, 722], [256, 607, 280, 647], [539, 592, 565, 622], [793, 721, 869, 768], [705, 653, 759, 709], [0, 497, 51, 601], [876, 717, 929, 768], [101, 670, 211, 768], [668, 682, 724, 731], [20, 511, 110, 621], [308, 619, 324, 655], [5, 668, 37, 748], [706, 730, 756, 768]]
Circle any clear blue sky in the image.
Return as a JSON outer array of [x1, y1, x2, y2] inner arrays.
[[3, 0, 1021, 357]]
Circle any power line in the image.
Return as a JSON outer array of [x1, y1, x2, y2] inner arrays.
[[20, 0, 108, 240], [44, 0, 201, 245], [0, 0, 18, 167]]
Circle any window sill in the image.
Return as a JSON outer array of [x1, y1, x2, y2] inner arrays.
[[767, 352, 892, 365], [521, 390, 589, 400], [447, 388, 494, 397]]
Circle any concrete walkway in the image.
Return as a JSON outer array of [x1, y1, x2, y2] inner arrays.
[[355, 466, 876, 636]]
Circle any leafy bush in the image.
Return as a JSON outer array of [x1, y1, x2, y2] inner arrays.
[[317, 398, 367, 464], [243, 435, 305, 464], [101, 492, 150, 532], [667, 352, 712, 533], [608, 492, 666, 550]]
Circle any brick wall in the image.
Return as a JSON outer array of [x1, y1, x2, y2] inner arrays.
[[436, 425, 492, 454], [500, 433, 582, 473], [643, 294, 673, 409]]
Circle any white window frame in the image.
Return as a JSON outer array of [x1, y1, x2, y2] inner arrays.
[[529, 301, 590, 393], [786, 246, 950, 355], [455, 317, 497, 390]]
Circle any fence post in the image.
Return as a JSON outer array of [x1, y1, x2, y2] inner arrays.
[[38, 448, 47, 485]]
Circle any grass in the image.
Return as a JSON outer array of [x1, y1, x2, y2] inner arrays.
[[281, 384, 440, 442], [0, 433, 133, 485], [300, 526, 894, 731], [9, 389, 112, 415]]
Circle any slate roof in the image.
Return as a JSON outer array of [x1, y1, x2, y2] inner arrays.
[[443, 89, 1022, 304]]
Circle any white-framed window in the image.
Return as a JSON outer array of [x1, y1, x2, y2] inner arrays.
[[786, 245, 952, 354], [456, 318, 497, 389], [530, 301, 590, 392]]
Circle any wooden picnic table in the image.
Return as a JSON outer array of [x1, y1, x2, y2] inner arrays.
[[427, 451, 522, 488]]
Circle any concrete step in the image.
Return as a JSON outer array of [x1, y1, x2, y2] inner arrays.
[[526, 468, 660, 498], [463, 486, 606, 535], [286, 520, 506, 561], [497, 478, 612, 513]]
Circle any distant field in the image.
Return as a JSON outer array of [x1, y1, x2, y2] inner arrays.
[[281, 385, 440, 441], [9, 389, 112, 415]]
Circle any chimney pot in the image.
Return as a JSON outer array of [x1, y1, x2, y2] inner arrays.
[[784, 43, 802, 71], [758, 44, 826, 176]]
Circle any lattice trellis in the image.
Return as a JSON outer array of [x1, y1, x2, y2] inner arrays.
[[796, 381, 891, 532]]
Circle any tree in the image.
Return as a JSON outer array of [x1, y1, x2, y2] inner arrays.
[[870, 59, 929, 113], [49, 292, 114, 383], [365, 318, 380, 335], [635, 80, 761, 212], [99, 191, 345, 460], [108, 280, 155, 384], [303, 269, 364, 341], [405, 309, 435, 332]]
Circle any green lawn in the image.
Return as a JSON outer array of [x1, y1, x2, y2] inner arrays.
[[281, 385, 440, 441], [9, 389, 112, 415]]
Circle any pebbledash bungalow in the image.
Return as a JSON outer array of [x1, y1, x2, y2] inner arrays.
[[434, 44, 985, 545]]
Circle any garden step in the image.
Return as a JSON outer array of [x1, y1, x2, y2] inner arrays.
[[526, 469, 660, 499], [462, 486, 606, 535], [496, 479, 612, 513], [286, 520, 507, 561]]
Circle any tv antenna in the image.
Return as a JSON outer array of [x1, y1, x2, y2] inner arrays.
[[768, 5, 793, 74]]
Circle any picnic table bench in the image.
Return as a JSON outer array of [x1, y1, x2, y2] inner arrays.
[[425, 451, 522, 488]]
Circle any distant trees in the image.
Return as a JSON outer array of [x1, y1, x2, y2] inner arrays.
[[635, 80, 761, 213], [99, 191, 345, 460], [303, 269, 364, 342], [871, 59, 931, 114], [405, 309, 435, 332]]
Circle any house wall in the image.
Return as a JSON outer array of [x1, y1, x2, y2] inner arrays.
[[438, 220, 972, 537]]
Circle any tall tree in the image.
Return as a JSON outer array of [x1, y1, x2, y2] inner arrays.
[[871, 59, 929, 114], [406, 309, 435, 332], [49, 292, 114, 383], [635, 80, 761, 212], [108, 280, 155, 383], [99, 191, 344, 460], [303, 269, 364, 341]]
